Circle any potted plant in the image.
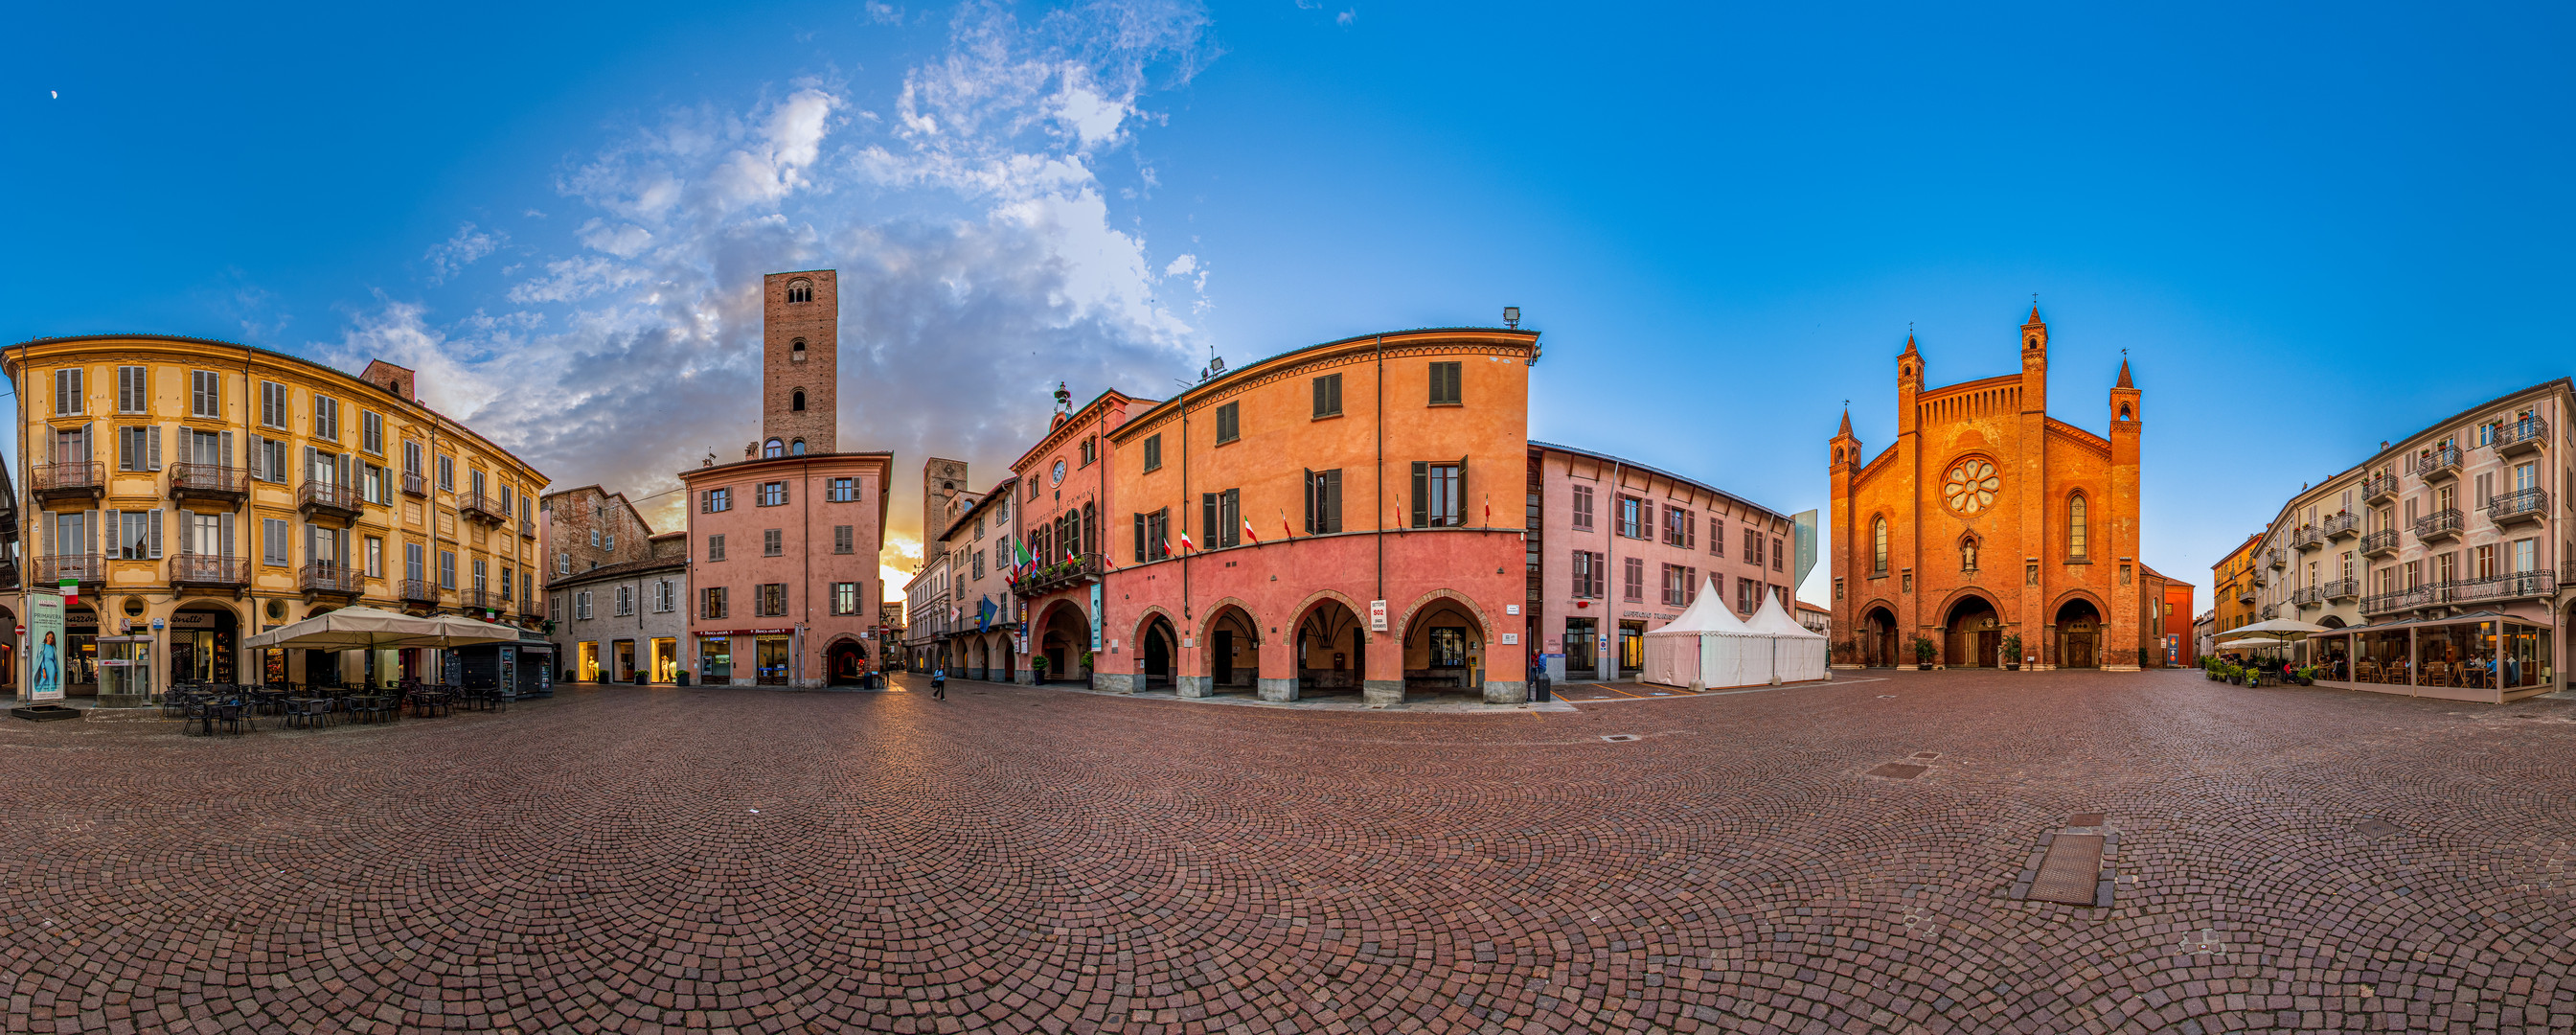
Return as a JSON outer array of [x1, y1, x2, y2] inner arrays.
[[1911, 636, 1936, 671], [2001, 634, 2023, 672], [1030, 655, 1050, 684]]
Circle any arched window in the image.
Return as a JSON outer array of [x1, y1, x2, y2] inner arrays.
[[2068, 494, 2088, 560], [2118, 403, 2131, 422], [786, 281, 812, 304], [1872, 517, 1889, 576], [789, 439, 807, 456], [790, 337, 807, 360], [764, 438, 785, 459], [791, 389, 806, 412]]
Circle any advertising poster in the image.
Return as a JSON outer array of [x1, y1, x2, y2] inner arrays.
[[1792, 510, 1819, 591], [1088, 583, 1105, 650], [26, 589, 64, 702]]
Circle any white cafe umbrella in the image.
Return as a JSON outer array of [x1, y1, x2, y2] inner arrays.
[[2216, 635, 2290, 649], [427, 613, 528, 648], [2227, 618, 2331, 638], [243, 606, 465, 650]]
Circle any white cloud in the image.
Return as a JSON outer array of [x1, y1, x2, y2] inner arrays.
[[1337, 9, 1354, 25], [866, 1, 903, 24], [322, 1, 1218, 569], [423, 222, 503, 285]]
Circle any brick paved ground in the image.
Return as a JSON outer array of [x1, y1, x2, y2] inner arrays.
[[4, 669, 2573, 1034]]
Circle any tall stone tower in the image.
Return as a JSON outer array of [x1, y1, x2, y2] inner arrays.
[[923, 457, 969, 559], [762, 269, 837, 454]]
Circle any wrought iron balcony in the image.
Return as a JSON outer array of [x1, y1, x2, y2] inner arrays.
[[2290, 586, 2322, 608], [2447, 569, 2557, 605], [170, 555, 248, 589], [2487, 487, 2548, 527], [462, 587, 498, 611], [2361, 472, 2399, 505], [31, 461, 104, 503], [2495, 416, 2548, 457], [2360, 529, 2400, 558], [460, 491, 510, 525], [2321, 512, 2360, 540], [2320, 577, 2359, 602], [2414, 445, 2461, 483], [401, 472, 428, 497], [0, 566, 16, 590], [2259, 604, 2280, 620], [520, 521, 537, 540], [297, 481, 364, 521], [2291, 525, 2325, 551], [2235, 584, 2257, 605], [2361, 586, 2434, 614], [35, 553, 104, 586], [399, 579, 440, 606], [2413, 508, 2463, 542], [1012, 551, 1106, 598], [2263, 547, 2285, 569], [298, 562, 363, 599], [166, 462, 248, 505]]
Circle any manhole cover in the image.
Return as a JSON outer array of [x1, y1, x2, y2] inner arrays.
[[2068, 812, 2106, 827], [1911, 751, 1940, 760], [1865, 763, 1928, 780], [1877, 695, 1897, 699], [2355, 818, 2401, 840], [1601, 734, 1640, 743], [2028, 834, 2107, 906]]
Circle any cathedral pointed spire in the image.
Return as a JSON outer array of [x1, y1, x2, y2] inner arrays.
[[2116, 356, 2133, 388], [1838, 406, 1853, 436]]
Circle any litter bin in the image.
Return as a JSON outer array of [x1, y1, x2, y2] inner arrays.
[[675, 671, 692, 687], [633, 671, 648, 685], [1532, 673, 1552, 702]]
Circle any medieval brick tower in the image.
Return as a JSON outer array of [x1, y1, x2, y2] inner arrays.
[[763, 269, 837, 454], [923, 457, 969, 557]]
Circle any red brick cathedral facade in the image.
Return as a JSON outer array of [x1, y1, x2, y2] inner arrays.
[[1830, 308, 2185, 670]]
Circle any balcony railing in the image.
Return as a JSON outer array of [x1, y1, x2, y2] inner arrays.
[[399, 579, 440, 605], [2290, 586, 2322, 608], [166, 462, 249, 503], [460, 492, 510, 525], [32, 461, 104, 501], [2494, 417, 2548, 456], [2265, 548, 2286, 569], [2234, 585, 2256, 604], [2362, 571, 2559, 614], [2414, 508, 2463, 541], [170, 555, 248, 588], [2291, 526, 2324, 551], [1013, 552, 1106, 597], [2487, 487, 2548, 526], [519, 521, 537, 540], [35, 554, 104, 586], [297, 481, 364, 519], [2448, 569, 2557, 605], [2321, 578, 2359, 601], [2361, 472, 2399, 504], [401, 471, 428, 497], [2360, 529, 2400, 557], [298, 562, 363, 597], [2321, 512, 2360, 540], [463, 587, 497, 610], [2259, 604, 2279, 620], [2414, 445, 2462, 482]]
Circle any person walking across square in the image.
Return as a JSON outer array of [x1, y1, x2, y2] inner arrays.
[[930, 667, 946, 700]]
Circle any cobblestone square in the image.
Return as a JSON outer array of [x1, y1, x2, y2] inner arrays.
[[5, 670, 2573, 1033]]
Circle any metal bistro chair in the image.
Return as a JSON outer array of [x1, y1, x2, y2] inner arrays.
[[284, 697, 329, 730], [214, 702, 255, 735]]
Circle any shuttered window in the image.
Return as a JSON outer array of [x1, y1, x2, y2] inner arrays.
[[1427, 361, 1462, 405], [116, 366, 148, 413], [833, 525, 855, 554], [1312, 374, 1343, 418], [55, 368, 84, 416], [260, 381, 288, 428], [764, 529, 783, 556], [1142, 434, 1162, 472], [1412, 459, 1465, 527], [1214, 402, 1240, 445], [1199, 489, 1242, 548], [1571, 485, 1593, 530], [262, 518, 289, 565], [1303, 468, 1343, 534], [116, 426, 163, 472], [191, 370, 221, 418], [1623, 557, 1645, 601]]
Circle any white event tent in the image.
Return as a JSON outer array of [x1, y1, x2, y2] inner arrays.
[[1747, 588, 1831, 683], [1642, 576, 1776, 691]]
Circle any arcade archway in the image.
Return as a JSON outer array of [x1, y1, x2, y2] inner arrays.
[[1037, 602, 1090, 684], [1943, 595, 2001, 669], [826, 638, 869, 686], [1136, 613, 1178, 690], [1201, 604, 1259, 695], [1861, 606, 1898, 668], [1401, 596, 1487, 697], [2055, 598, 2103, 669], [1295, 597, 1365, 697]]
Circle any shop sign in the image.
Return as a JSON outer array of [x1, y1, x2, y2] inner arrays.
[[1369, 600, 1387, 632]]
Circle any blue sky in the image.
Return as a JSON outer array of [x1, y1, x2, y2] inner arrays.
[[7, 1, 2571, 607]]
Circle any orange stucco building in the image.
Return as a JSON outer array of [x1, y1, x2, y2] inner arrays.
[[1830, 308, 2187, 670]]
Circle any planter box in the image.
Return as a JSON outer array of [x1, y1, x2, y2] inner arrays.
[[11, 704, 80, 723]]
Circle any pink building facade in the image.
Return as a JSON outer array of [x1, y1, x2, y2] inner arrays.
[[1525, 442, 1800, 682], [678, 269, 892, 688]]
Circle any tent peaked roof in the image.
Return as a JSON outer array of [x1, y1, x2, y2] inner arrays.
[[1648, 576, 1760, 635], [1748, 588, 1825, 639]]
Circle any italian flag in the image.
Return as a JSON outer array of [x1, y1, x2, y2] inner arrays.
[[1241, 515, 1260, 544], [1178, 529, 1196, 552]]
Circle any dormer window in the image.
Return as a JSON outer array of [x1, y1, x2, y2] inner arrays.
[[786, 280, 813, 304]]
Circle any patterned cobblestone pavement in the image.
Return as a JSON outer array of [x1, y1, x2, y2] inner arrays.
[[4, 669, 2573, 1034]]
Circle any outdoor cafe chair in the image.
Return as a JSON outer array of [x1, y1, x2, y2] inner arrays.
[[214, 702, 254, 735], [284, 698, 328, 730]]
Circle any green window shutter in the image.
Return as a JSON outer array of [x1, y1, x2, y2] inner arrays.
[[1411, 462, 1428, 528], [1302, 469, 1314, 534]]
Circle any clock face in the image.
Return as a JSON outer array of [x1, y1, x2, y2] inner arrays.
[[1944, 458, 1999, 516], [1051, 460, 1066, 486]]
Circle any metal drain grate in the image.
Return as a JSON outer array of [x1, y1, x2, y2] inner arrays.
[[1865, 763, 1928, 780], [2355, 818, 2401, 840], [2027, 835, 2107, 906], [2068, 812, 2107, 828], [1601, 734, 1640, 743], [1911, 751, 1941, 760]]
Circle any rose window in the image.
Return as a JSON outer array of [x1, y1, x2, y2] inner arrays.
[[1944, 459, 1999, 516]]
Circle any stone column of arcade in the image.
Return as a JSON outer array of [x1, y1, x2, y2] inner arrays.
[[1256, 630, 1297, 702], [1363, 627, 1404, 706]]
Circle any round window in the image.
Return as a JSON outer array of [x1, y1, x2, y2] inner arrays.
[[1943, 459, 2000, 516]]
